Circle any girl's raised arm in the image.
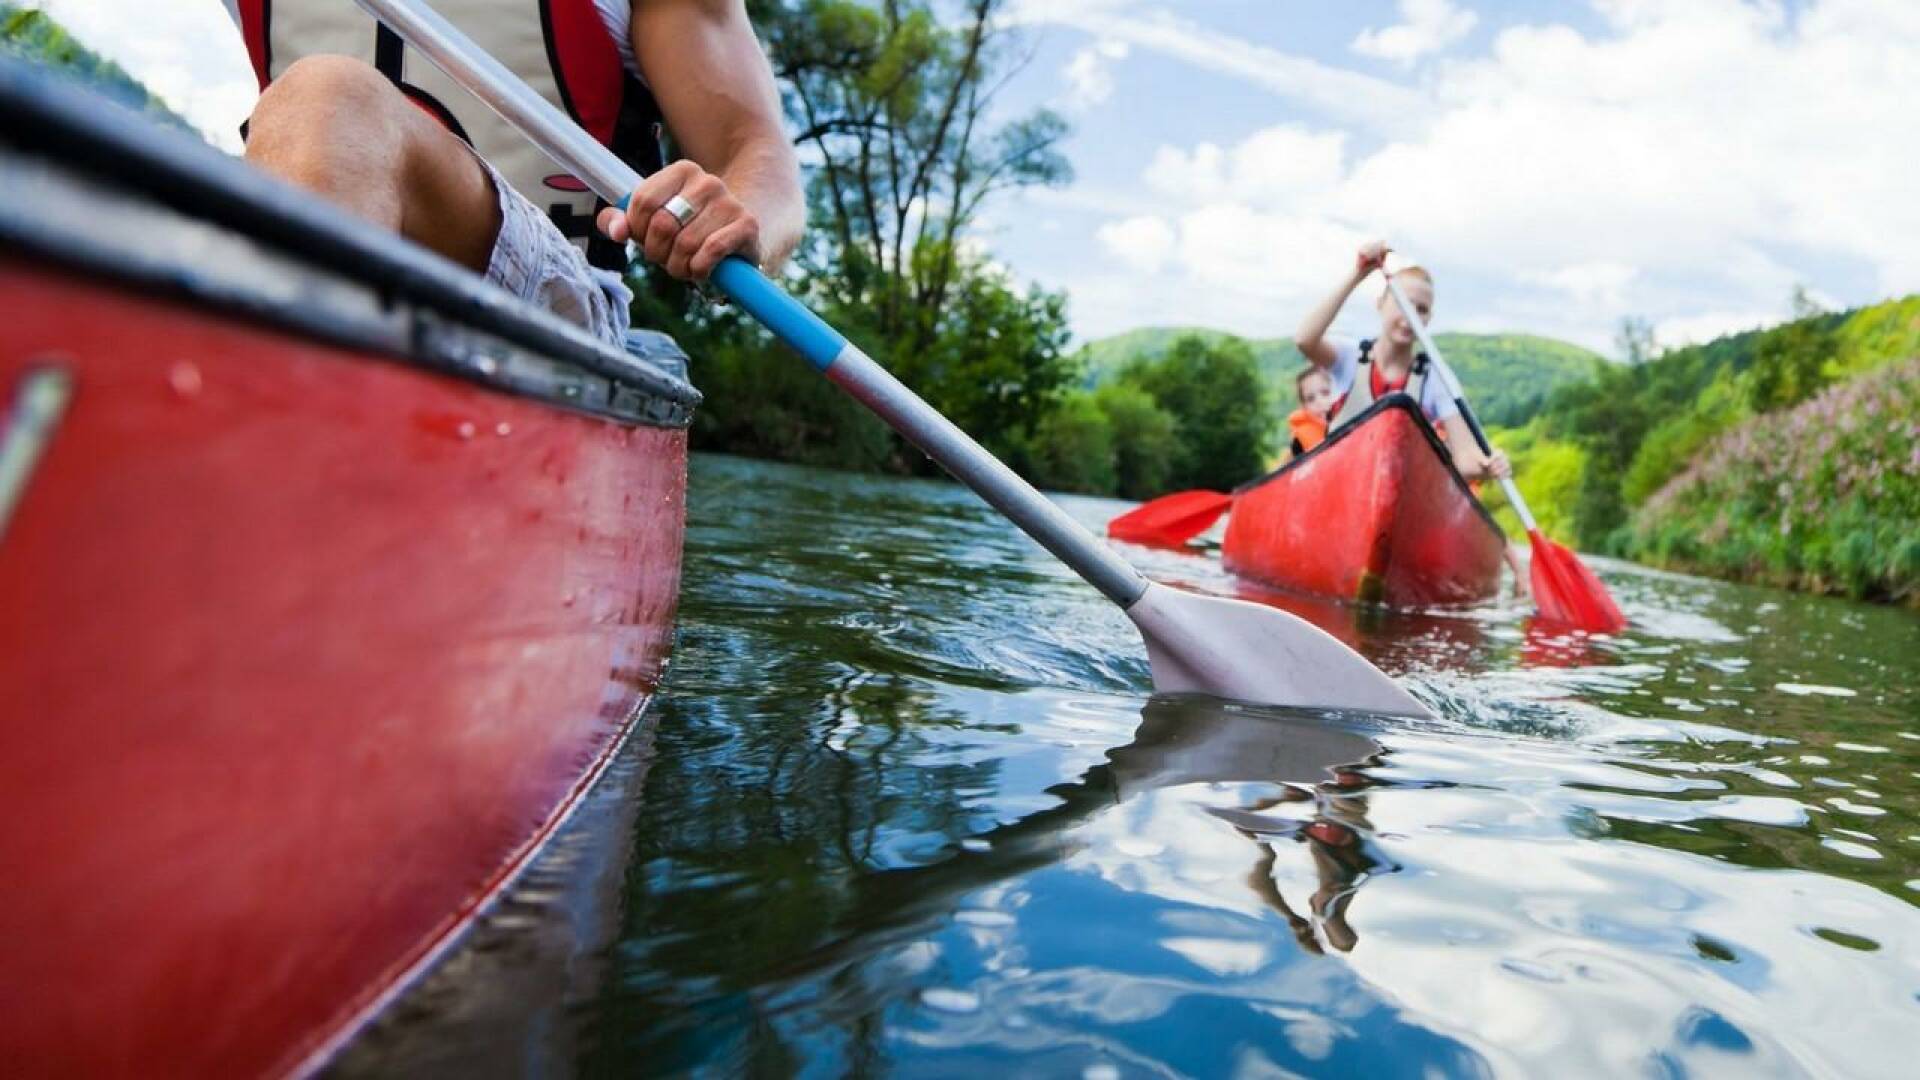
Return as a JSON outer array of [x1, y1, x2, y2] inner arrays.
[[1296, 240, 1389, 367]]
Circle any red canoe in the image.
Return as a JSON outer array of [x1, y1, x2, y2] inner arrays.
[[0, 64, 696, 1075], [1222, 396, 1505, 607]]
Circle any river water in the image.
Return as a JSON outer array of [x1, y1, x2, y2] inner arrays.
[[353, 452, 1920, 1077]]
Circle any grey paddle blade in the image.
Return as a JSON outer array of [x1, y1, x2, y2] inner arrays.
[[1126, 582, 1432, 718]]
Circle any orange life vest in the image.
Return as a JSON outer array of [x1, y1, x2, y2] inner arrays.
[[1287, 408, 1327, 455]]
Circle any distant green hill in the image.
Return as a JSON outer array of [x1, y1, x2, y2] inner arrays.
[[1077, 327, 1604, 427], [1, 4, 195, 134]]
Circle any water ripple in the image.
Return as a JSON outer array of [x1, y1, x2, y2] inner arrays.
[[584, 456, 1920, 1077]]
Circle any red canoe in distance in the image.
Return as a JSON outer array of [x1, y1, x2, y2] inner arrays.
[[0, 66, 696, 1076], [1223, 396, 1505, 609]]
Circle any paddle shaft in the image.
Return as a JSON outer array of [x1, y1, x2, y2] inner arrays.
[[355, 0, 1150, 609], [1380, 274, 1538, 533]]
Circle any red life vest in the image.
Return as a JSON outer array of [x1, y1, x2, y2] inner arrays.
[[1328, 338, 1430, 433], [230, 0, 663, 270]]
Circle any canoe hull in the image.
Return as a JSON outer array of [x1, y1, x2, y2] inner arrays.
[[1222, 396, 1504, 607], [0, 262, 685, 1076]]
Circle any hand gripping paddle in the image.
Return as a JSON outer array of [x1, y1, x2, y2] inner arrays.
[[355, 0, 1433, 717]]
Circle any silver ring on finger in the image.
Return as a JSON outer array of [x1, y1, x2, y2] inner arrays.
[[663, 194, 696, 227]]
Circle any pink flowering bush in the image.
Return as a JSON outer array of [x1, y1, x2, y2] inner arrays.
[[1627, 357, 1920, 604]]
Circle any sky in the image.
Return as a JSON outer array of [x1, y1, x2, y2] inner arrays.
[[35, 0, 1920, 356]]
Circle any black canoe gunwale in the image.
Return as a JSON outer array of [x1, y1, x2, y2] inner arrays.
[[1233, 393, 1505, 537], [0, 58, 698, 428]]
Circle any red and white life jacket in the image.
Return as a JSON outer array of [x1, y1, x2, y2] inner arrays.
[[1328, 338, 1430, 433], [230, 0, 663, 270]]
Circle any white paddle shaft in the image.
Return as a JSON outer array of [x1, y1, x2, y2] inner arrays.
[[1382, 273, 1537, 533], [354, 0, 1430, 717]]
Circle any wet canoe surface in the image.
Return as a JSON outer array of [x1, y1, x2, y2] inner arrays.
[[0, 61, 695, 1076], [1224, 395, 1505, 607]]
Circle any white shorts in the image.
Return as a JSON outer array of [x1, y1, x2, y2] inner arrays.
[[477, 155, 632, 347]]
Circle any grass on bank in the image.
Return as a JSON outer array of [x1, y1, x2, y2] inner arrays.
[[1620, 357, 1920, 605]]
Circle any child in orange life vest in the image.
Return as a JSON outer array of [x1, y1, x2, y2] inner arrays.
[[1288, 367, 1336, 458]]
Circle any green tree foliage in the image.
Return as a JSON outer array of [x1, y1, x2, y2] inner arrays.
[[1528, 292, 1919, 561], [1620, 368, 1745, 507], [1093, 382, 1178, 499], [1115, 334, 1273, 491], [1746, 309, 1838, 412], [1479, 420, 1585, 541], [646, 0, 1078, 478], [1016, 380, 1183, 498], [1624, 358, 1920, 604], [755, 0, 1070, 353], [1, 5, 195, 134], [1077, 328, 1602, 429], [1022, 391, 1114, 495]]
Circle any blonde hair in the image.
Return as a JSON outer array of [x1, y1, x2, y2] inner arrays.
[[1380, 264, 1434, 303]]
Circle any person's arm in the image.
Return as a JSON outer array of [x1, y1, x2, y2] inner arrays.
[[1440, 413, 1511, 481], [1296, 240, 1389, 368], [599, 0, 804, 280]]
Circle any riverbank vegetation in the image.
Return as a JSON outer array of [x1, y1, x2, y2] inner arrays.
[[1, 4, 193, 132], [27, 2, 1920, 603], [1624, 358, 1920, 603], [1487, 294, 1920, 603]]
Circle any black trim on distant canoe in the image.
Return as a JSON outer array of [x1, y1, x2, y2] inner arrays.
[[1233, 394, 1504, 536], [0, 58, 698, 428]]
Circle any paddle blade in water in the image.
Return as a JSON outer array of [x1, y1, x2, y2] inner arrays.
[[1528, 530, 1627, 633], [1126, 582, 1431, 717], [1107, 490, 1233, 547]]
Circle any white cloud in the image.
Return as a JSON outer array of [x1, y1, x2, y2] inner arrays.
[[35, 0, 256, 153], [1042, 0, 1920, 351], [1096, 214, 1177, 274], [1008, 0, 1425, 135], [1062, 39, 1129, 110], [1521, 262, 1640, 311], [1147, 127, 1348, 204], [1353, 0, 1481, 66]]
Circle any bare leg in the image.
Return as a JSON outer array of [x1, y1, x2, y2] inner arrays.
[[243, 55, 501, 272], [1505, 543, 1530, 598]]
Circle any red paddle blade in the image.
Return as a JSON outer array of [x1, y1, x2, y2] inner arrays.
[[1107, 490, 1233, 547], [1527, 529, 1627, 633]]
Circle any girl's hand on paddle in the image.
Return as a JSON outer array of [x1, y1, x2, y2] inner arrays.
[[597, 160, 764, 281], [1485, 450, 1513, 480], [1355, 240, 1390, 277]]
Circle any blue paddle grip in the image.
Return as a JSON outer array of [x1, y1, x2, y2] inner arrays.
[[610, 194, 846, 370], [710, 258, 846, 370]]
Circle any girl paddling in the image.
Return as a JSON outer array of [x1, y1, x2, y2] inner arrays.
[[1295, 241, 1528, 595], [1295, 241, 1511, 483]]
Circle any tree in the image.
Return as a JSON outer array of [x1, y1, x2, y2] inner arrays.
[[1092, 382, 1178, 499], [1615, 316, 1658, 366], [1, 5, 196, 135], [754, 0, 1070, 352], [1023, 391, 1114, 494], [642, 0, 1078, 476], [1118, 335, 1274, 491], [1747, 286, 1836, 412]]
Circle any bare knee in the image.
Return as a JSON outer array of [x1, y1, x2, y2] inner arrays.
[[250, 55, 399, 138], [248, 56, 408, 182], [247, 54, 498, 269]]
